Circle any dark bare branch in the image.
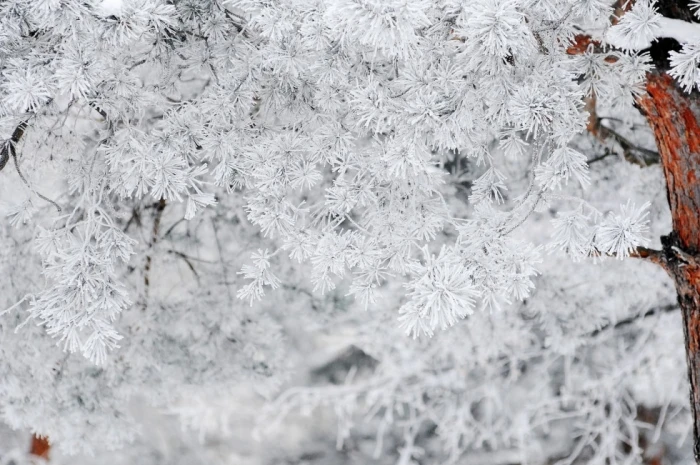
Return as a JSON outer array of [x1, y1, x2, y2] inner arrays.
[[588, 303, 678, 338], [586, 151, 615, 165], [143, 198, 167, 303], [595, 119, 660, 166], [166, 249, 201, 281]]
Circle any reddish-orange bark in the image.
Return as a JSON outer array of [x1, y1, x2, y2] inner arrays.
[[566, 34, 599, 55], [638, 72, 700, 464], [30, 434, 50, 460], [639, 74, 700, 252], [565, 35, 618, 63]]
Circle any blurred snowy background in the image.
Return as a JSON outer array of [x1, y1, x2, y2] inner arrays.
[[0, 122, 691, 465]]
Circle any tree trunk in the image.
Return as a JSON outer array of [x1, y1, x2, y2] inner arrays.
[[638, 72, 700, 463]]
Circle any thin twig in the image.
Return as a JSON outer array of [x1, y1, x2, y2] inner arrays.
[[211, 217, 234, 304], [162, 218, 186, 239], [166, 249, 214, 264], [166, 249, 201, 280], [588, 303, 678, 338], [12, 153, 62, 212], [586, 151, 616, 165], [596, 119, 660, 166]]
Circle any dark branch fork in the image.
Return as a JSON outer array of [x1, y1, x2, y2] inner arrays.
[[1, 118, 62, 212]]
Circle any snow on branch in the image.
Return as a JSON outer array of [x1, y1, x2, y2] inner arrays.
[[606, 0, 700, 90]]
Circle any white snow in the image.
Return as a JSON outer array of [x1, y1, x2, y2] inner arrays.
[[658, 16, 700, 44], [99, 0, 124, 16]]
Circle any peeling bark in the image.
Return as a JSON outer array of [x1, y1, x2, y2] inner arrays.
[[638, 72, 700, 463]]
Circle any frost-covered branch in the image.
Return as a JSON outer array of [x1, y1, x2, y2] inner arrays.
[[0, 0, 695, 460], [607, 14, 700, 50]]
